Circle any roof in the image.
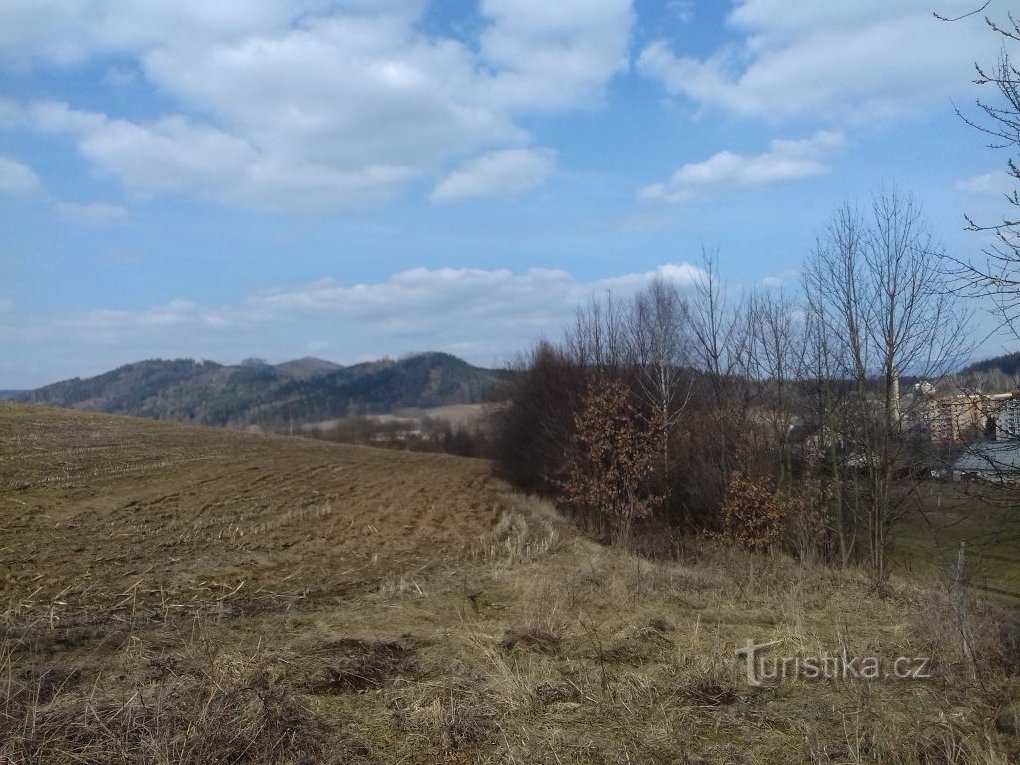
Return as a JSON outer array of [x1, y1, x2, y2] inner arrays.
[[953, 441, 1020, 480]]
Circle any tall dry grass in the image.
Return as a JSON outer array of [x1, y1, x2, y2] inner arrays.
[[2, 493, 1018, 763]]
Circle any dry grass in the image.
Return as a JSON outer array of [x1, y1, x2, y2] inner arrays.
[[2, 403, 1019, 763], [7, 532, 1015, 764]]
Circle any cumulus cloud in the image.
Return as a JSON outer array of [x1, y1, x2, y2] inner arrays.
[[0, 155, 41, 195], [30, 101, 412, 209], [1, 0, 632, 210], [245, 262, 704, 329], [642, 130, 844, 201], [32, 100, 242, 195], [432, 148, 556, 201], [638, 0, 990, 121], [478, 0, 632, 110], [0, 1, 333, 65], [0, 262, 705, 386]]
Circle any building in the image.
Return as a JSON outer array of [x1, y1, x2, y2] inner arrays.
[[924, 393, 985, 443], [1003, 395, 1020, 441], [920, 390, 1020, 443], [952, 441, 1020, 483]]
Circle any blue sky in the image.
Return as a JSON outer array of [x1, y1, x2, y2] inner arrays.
[[0, 0, 1017, 388]]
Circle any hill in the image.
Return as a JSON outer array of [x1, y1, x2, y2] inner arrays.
[[962, 350, 1020, 378], [16, 352, 504, 427]]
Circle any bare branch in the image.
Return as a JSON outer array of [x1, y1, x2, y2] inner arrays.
[[933, 1, 990, 23]]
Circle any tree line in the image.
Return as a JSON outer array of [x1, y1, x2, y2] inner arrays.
[[493, 190, 970, 579]]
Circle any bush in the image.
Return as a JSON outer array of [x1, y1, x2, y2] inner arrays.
[[716, 472, 796, 551]]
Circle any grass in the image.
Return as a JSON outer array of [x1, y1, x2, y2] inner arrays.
[[891, 482, 1020, 602], [4, 528, 1020, 763], [3, 403, 1020, 763]]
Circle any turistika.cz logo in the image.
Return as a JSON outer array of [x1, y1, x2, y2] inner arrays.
[[735, 639, 932, 687]]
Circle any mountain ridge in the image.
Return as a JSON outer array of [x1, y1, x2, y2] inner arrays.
[[16, 352, 505, 428]]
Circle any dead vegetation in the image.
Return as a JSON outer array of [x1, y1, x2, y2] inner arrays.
[[2, 403, 1019, 763]]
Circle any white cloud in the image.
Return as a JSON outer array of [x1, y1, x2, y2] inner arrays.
[[0, 155, 41, 195], [478, 0, 632, 110], [2, 1, 633, 210], [246, 263, 704, 329], [0, 298, 12, 315], [0, 262, 705, 386], [30, 100, 428, 209], [0, 1, 332, 65], [594, 262, 706, 294], [956, 171, 1016, 196], [642, 130, 844, 201], [0, 97, 21, 128], [432, 148, 556, 201], [55, 200, 129, 223], [638, 0, 992, 121]]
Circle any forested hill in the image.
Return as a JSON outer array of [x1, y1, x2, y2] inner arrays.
[[16, 353, 505, 427], [961, 351, 1020, 378]]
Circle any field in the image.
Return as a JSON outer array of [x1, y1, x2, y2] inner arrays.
[[2, 402, 1020, 763], [892, 483, 1020, 603], [301, 403, 496, 434], [1, 402, 501, 614]]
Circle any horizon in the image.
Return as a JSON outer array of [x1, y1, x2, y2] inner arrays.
[[8, 347, 1019, 394], [3, 1, 1020, 389]]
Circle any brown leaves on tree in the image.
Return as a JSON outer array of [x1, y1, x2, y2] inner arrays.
[[717, 471, 799, 551], [558, 378, 663, 519]]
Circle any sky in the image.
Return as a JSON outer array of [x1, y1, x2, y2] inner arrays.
[[1, 0, 1018, 388]]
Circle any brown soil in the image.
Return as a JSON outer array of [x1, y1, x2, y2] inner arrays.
[[0, 402, 504, 618]]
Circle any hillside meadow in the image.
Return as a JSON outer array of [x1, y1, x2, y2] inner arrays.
[[2, 402, 1019, 763]]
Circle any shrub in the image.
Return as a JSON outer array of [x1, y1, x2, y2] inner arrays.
[[717, 471, 797, 551], [558, 378, 664, 523]]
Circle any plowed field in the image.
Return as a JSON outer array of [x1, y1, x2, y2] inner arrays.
[[0, 402, 506, 618]]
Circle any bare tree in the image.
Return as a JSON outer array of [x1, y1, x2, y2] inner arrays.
[[491, 341, 582, 494], [687, 249, 749, 389], [747, 287, 807, 488], [801, 291, 858, 567], [676, 251, 757, 527], [629, 277, 691, 481], [565, 291, 632, 372], [950, 11, 1020, 339], [803, 190, 970, 579]]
